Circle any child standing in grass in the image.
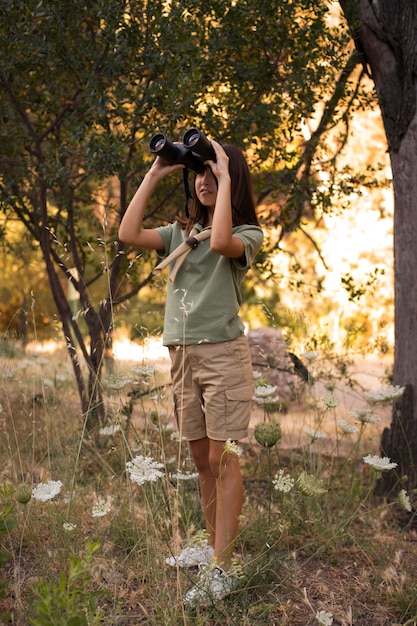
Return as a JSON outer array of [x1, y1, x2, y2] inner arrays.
[[118, 135, 263, 606]]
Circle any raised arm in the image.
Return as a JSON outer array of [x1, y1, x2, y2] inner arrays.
[[207, 140, 245, 259], [118, 158, 184, 250]]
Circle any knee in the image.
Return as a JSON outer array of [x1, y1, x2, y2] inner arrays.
[[208, 450, 224, 479], [190, 441, 211, 474], [193, 453, 211, 474]]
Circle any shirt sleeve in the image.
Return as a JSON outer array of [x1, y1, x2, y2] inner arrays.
[[155, 223, 176, 257], [233, 225, 264, 270]]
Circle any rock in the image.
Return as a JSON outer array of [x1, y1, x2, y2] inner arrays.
[[248, 327, 305, 402]]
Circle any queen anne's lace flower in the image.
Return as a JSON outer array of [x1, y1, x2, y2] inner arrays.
[[224, 439, 243, 456], [105, 375, 134, 391], [132, 364, 156, 377], [170, 470, 199, 481], [398, 489, 412, 512], [349, 408, 379, 424], [323, 394, 339, 408], [253, 395, 280, 408], [63, 522, 77, 531], [316, 610, 333, 626], [32, 480, 63, 502], [338, 419, 359, 435], [126, 455, 164, 486], [304, 428, 327, 441], [302, 351, 320, 362], [363, 454, 398, 472], [363, 385, 405, 404], [92, 497, 112, 518], [254, 384, 277, 397], [297, 471, 326, 496], [273, 469, 295, 493]]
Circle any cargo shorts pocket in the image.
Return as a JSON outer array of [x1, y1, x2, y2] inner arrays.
[[225, 383, 253, 432]]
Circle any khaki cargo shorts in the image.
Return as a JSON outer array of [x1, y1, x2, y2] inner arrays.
[[168, 335, 254, 441]]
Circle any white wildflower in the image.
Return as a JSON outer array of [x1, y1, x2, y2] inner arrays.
[[224, 439, 243, 457], [32, 480, 63, 502], [63, 522, 77, 532], [170, 471, 199, 481], [297, 471, 326, 496], [253, 370, 264, 380], [254, 385, 277, 398], [363, 454, 398, 472], [323, 394, 339, 408], [99, 424, 121, 436], [363, 385, 405, 404], [253, 395, 280, 407], [349, 408, 380, 424], [398, 489, 412, 512], [132, 364, 156, 377], [126, 455, 164, 486], [302, 351, 320, 362], [170, 430, 181, 442], [105, 375, 134, 391], [304, 428, 327, 441], [316, 610, 333, 626], [92, 497, 112, 518], [338, 419, 359, 435], [273, 469, 295, 493]]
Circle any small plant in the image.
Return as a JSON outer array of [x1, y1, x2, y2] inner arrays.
[[28, 541, 104, 626]]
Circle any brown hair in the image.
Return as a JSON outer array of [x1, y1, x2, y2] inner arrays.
[[184, 144, 260, 233]]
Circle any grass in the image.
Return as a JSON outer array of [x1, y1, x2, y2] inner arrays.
[[1, 339, 417, 625]]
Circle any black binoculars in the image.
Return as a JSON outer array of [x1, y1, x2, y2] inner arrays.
[[149, 128, 216, 174]]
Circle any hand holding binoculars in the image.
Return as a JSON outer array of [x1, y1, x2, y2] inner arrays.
[[149, 128, 215, 174]]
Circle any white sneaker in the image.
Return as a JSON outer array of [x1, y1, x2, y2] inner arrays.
[[183, 563, 234, 607], [165, 541, 214, 568]]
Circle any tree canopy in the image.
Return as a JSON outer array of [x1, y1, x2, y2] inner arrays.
[[0, 0, 371, 427]]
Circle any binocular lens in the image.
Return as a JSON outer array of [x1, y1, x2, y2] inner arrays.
[[153, 137, 165, 151], [149, 133, 166, 152], [183, 130, 200, 147]]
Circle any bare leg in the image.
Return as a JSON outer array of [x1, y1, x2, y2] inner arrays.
[[209, 440, 243, 571], [190, 438, 243, 571], [189, 437, 217, 549]]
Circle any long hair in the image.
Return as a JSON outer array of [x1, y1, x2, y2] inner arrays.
[[184, 144, 260, 233]]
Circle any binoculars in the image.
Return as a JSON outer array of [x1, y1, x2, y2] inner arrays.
[[149, 128, 216, 174]]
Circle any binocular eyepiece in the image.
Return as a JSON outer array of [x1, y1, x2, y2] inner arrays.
[[149, 128, 216, 174]]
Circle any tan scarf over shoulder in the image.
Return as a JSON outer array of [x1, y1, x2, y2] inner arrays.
[[153, 227, 211, 283]]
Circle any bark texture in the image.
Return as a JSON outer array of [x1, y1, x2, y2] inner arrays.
[[344, 0, 417, 493]]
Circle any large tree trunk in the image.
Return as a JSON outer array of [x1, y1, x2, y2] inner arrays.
[[383, 116, 417, 493], [344, 0, 417, 493]]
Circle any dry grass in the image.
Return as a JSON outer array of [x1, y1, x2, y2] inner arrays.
[[0, 344, 416, 625]]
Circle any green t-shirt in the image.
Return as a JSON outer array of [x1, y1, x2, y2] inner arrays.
[[155, 222, 263, 346]]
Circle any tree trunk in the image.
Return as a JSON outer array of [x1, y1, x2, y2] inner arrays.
[[379, 115, 417, 493], [345, 0, 417, 493]]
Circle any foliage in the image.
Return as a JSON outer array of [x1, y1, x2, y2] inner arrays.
[[28, 542, 104, 626]]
